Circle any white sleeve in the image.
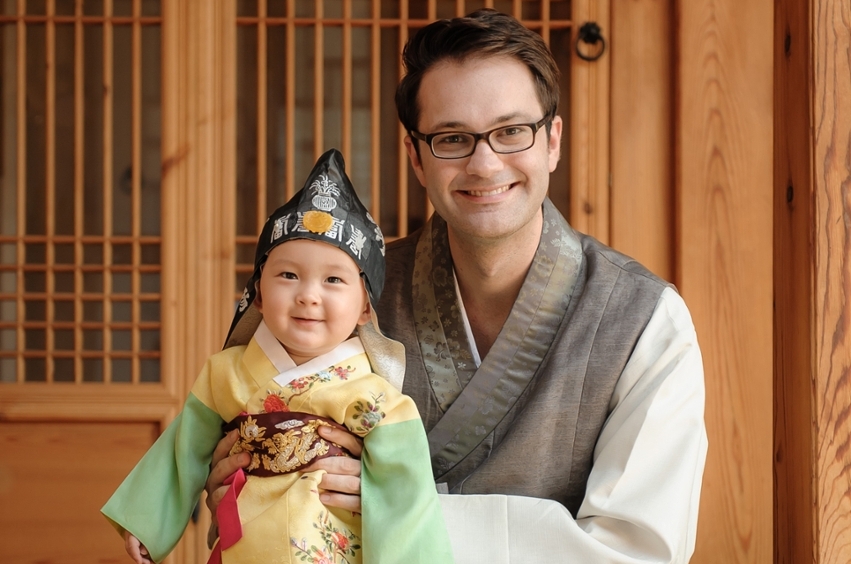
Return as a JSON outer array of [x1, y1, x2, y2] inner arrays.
[[438, 287, 708, 564]]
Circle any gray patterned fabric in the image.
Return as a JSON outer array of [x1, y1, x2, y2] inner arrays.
[[377, 198, 670, 514], [413, 201, 584, 477]]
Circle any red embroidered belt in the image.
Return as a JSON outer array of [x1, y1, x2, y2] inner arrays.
[[223, 411, 354, 477]]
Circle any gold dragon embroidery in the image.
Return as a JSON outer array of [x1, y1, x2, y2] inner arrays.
[[230, 416, 338, 474], [260, 419, 334, 474]]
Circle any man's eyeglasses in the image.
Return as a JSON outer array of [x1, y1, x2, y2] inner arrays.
[[410, 116, 551, 160]]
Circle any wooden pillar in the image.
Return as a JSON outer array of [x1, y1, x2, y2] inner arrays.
[[775, 0, 851, 561], [676, 0, 775, 561], [161, 0, 236, 561]]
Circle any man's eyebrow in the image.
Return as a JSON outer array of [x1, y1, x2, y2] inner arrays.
[[430, 113, 530, 131]]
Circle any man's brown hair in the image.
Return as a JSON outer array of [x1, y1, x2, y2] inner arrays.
[[395, 9, 560, 136]]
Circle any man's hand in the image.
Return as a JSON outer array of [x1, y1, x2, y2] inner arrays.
[[205, 425, 365, 520], [303, 425, 364, 513], [205, 429, 250, 521]]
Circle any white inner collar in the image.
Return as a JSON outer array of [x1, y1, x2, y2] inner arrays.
[[453, 268, 482, 368], [253, 320, 365, 386]]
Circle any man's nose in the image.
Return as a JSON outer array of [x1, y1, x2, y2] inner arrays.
[[465, 139, 504, 177]]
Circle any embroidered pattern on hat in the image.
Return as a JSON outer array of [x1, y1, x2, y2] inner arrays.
[[238, 288, 250, 312], [302, 210, 335, 234], [272, 214, 292, 242], [346, 225, 367, 259], [366, 212, 386, 256], [309, 174, 340, 211], [294, 212, 345, 241]]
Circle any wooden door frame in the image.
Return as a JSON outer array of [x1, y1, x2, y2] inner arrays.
[[774, 0, 851, 562]]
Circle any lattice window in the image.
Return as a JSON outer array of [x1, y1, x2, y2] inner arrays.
[[0, 0, 578, 385], [233, 0, 573, 291], [0, 0, 162, 384]]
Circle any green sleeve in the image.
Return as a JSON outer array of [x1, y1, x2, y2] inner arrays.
[[361, 412, 455, 564], [101, 392, 224, 564]]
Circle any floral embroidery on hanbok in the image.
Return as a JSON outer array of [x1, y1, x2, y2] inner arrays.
[[291, 510, 361, 563], [286, 364, 356, 396], [263, 390, 289, 413], [333, 365, 353, 380], [351, 392, 386, 435]]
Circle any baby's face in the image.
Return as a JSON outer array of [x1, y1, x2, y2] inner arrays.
[[256, 239, 370, 365]]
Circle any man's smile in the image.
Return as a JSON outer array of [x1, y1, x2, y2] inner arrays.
[[460, 184, 513, 197]]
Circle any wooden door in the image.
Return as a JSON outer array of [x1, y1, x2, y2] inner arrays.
[[0, 1, 193, 562]]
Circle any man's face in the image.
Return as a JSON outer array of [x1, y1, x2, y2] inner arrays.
[[404, 55, 563, 244], [256, 239, 371, 365]]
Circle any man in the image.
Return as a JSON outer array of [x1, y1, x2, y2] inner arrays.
[[208, 9, 707, 563]]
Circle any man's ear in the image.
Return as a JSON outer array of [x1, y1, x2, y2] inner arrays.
[[357, 299, 372, 326], [547, 115, 564, 173]]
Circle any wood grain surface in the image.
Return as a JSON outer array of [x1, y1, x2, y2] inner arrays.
[[677, 0, 774, 561], [811, 1, 851, 562], [0, 421, 159, 564], [610, 0, 674, 283], [161, 1, 237, 561], [569, 0, 611, 243]]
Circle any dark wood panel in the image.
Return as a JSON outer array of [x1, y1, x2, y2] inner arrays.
[[773, 0, 814, 561]]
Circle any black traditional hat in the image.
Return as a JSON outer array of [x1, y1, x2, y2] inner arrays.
[[224, 149, 389, 352]]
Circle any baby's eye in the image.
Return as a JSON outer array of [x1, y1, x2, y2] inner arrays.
[[326, 276, 343, 284], [281, 272, 298, 280]]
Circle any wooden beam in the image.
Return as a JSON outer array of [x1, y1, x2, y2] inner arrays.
[[775, 0, 851, 561]]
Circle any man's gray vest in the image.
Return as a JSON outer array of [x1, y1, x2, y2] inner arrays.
[[376, 213, 668, 516]]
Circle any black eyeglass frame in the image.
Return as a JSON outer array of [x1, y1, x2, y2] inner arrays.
[[409, 116, 552, 160]]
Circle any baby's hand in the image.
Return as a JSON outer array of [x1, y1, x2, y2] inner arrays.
[[123, 530, 154, 564]]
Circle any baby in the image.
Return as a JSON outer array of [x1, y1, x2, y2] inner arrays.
[[102, 149, 453, 564]]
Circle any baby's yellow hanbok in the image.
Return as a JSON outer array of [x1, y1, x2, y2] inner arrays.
[[101, 149, 453, 564]]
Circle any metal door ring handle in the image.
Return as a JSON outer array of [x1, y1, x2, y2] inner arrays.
[[576, 22, 606, 62]]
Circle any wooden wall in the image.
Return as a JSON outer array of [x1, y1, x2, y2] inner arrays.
[[612, 0, 775, 561], [611, 0, 851, 561], [610, 0, 673, 282], [677, 0, 775, 560], [807, 0, 851, 557]]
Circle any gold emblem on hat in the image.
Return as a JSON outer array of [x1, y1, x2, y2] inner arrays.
[[303, 210, 334, 234]]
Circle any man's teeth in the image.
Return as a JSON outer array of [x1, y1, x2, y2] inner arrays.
[[466, 185, 510, 197]]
